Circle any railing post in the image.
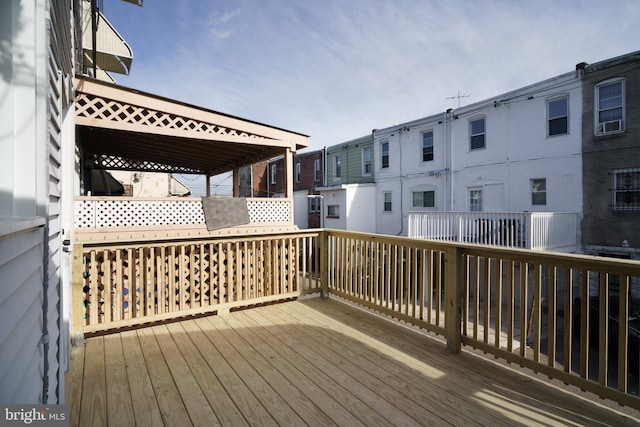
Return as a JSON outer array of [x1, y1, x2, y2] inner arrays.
[[320, 230, 329, 298], [71, 244, 85, 345], [445, 245, 463, 354]]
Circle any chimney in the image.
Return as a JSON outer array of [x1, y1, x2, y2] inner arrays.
[[575, 62, 588, 78]]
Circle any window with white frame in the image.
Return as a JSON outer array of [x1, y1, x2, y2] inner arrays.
[[531, 178, 546, 205], [327, 205, 339, 218], [381, 141, 389, 168], [469, 188, 483, 211], [333, 154, 341, 179], [309, 197, 321, 212], [383, 192, 392, 212], [314, 159, 321, 182], [613, 168, 640, 211], [412, 191, 435, 208], [362, 147, 372, 176], [270, 164, 276, 184], [422, 131, 434, 161], [296, 162, 301, 183], [470, 118, 485, 150], [547, 97, 568, 136], [596, 79, 624, 135]]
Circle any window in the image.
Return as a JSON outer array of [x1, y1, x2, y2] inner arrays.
[[531, 178, 546, 205], [270, 164, 276, 184], [362, 147, 372, 176], [296, 162, 301, 183], [469, 188, 482, 211], [470, 118, 485, 150], [596, 79, 624, 135], [309, 197, 321, 212], [412, 191, 435, 208], [383, 192, 392, 212], [334, 154, 341, 179], [327, 205, 339, 218], [613, 168, 640, 211], [422, 131, 434, 161], [314, 159, 321, 182], [381, 141, 389, 168], [548, 97, 568, 136]]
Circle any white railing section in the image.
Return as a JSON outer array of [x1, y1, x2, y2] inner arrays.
[[408, 211, 577, 251], [74, 196, 292, 229]]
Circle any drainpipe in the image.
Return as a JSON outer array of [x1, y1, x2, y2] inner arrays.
[[91, 0, 97, 77], [444, 109, 453, 211]]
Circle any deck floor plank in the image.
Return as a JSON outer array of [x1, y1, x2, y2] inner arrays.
[[135, 326, 192, 426], [164, 321, 250, 427], [239, 307, 434, 427], [270, 300, 500, 426], [103, 334, 136, 427], [204, 314, 336, 426], [150, 324, 221, 426], [300, 298, 639, 426], [78, 337, 107, 427], [223, 310, 369, 427], [119, 330, 164, 427], [193, 316, 307, 426], [65, 297, 640, 426], [178, 318, 278, 427]]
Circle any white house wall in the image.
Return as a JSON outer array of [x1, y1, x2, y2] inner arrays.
[[374, 71, 583, 237], [345, 184, 376, 233]]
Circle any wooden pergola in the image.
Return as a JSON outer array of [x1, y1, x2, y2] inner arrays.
[[74, 76, 309, 197]]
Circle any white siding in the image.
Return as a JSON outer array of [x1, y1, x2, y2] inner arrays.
[[0, 223, 46, 403]]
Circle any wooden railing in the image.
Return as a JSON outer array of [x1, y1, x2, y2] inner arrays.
[[72, 230, 321, 336], [323, 229, 640, 408], [72, 227, 640, 407], [408, 211, 578, 251]]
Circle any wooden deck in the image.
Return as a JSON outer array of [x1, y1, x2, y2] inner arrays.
[[65, 297, 640, 426]]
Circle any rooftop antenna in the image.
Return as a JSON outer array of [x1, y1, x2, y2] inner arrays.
[[446, 91, 470, 108]]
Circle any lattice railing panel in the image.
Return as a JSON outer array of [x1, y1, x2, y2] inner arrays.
[[75, 234, 325, 329], [75, 197, 292, 228], [76, 93, 267, 141]]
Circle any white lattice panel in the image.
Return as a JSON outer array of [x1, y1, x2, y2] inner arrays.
[[75, 198, 292, 228], [75, 199, 205, 228], [247, 199, 290, 223]]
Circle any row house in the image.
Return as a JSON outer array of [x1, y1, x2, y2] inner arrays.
[[580, 52, 640, 260], [318, 135, 377, 232], [374, 68, 583, 252], [265, 150, 325, 228]]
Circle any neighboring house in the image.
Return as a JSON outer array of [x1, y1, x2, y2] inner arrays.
[[238, 159, 269, 197], [108, 171, 191, 197], [268, 150, 325, 228], [374, 65, 584, 247], [580, 51, 640, 260], [319, 135, 376, 232]]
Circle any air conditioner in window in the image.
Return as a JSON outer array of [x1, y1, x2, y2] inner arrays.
[[599, 119, 622, 134]]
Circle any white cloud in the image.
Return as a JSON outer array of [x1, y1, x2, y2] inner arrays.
[[108, 0, 640, 151]]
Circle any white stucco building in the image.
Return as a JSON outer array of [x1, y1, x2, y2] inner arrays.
[[374, 69, 584, 248]]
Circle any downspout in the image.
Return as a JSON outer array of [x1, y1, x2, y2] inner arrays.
[[397, 127, 406, 236], [444, 109, 453, 210], [91, 0, 97, 77]]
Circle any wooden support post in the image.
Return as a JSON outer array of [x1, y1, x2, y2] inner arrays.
[[71, 244, 85, 345], [206, 175, 211, 197], [445, 246, 463, 354], [320, 230, 329, 298], [232, 168, 240, 197]]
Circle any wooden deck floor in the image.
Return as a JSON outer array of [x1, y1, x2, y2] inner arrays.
[[65, 297, 640, 426]]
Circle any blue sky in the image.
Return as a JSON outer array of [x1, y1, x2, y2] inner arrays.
[[103, 0, 640, 194]]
